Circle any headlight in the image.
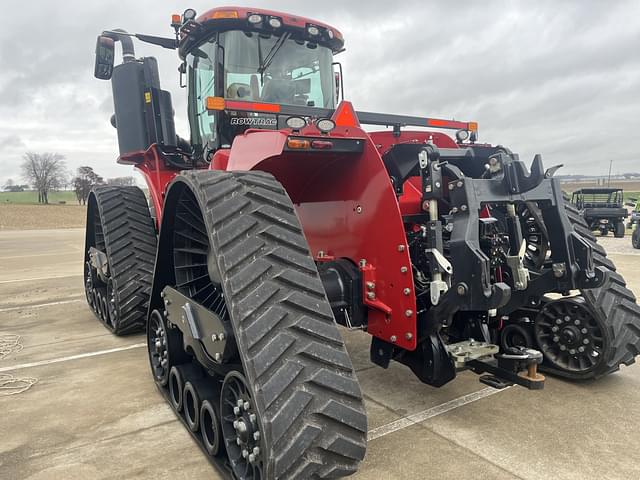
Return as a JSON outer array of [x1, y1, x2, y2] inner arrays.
[[286, 116, 307, 130], [248, 14, 263, 24], [455, 129, 469, 142], [268, 17, 282, 28], [316, 118, 336, 133], [307, 25, 320, 36]]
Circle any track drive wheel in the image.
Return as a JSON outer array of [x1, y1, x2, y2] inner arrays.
[[84, 186, 157, 335], [157, 171, 367, 479], [543, 202, 640, 379]]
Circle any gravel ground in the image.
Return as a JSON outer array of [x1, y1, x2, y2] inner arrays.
[[597, 235, 640, 255], [0, 204, 86, 230]]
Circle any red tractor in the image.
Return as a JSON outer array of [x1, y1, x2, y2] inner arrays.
[[86, 7, 640, 479]]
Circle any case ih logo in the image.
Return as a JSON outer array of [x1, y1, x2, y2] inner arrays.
[[230, 117, 277, 127]]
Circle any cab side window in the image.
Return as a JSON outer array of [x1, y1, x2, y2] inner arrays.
[[187, 44, 217, 149]]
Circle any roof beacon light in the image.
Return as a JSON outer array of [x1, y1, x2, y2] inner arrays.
[[307, 25, 320, 36], [269, 17, 282, 28], [248, 14, 263, 24]]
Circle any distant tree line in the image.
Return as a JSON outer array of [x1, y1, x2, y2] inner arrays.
[[20, 152, 67, 204], [2, 179, 29, 192], [3, 152, 138, 205]]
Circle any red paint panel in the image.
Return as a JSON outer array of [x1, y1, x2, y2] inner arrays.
[[368, 130, 459, 155], [131, 146, 181, 229], [223, 125, 418, 350], [197, 7, 343, 40]]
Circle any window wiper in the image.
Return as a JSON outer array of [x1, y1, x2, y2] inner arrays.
[[258, 32, 291, 85], [257, 35, 264, 85]]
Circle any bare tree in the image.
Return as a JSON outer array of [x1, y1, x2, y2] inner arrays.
[[107, 176, 137, 187], [20, 152, 67, 204], [73, 166, 105, 205]]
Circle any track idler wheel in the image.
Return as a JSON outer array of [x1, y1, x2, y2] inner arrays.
[[534, 297, 606, 378], [148, 310, 185, 386], [220, 371, 264, 479]]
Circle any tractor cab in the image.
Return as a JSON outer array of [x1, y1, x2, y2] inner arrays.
[[178, 7, 344, 160], [92, 7, 344, 164]]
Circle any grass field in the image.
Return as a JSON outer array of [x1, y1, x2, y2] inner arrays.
[[0, 190, 78, 204]]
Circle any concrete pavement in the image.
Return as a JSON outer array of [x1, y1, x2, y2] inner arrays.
[[1, 228, 639, 480]]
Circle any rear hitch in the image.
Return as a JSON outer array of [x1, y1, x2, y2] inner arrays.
[[469, 346, 545, 390]]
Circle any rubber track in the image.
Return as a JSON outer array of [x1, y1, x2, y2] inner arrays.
[[90, 186, 157, 335], [560, 201, 640, 378], [182, 170, 367, 479]]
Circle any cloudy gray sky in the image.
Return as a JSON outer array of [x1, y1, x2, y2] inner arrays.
[[1, 0, 639, 186]]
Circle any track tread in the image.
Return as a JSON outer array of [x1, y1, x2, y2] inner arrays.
[[559, 199, 640, 378], [182, 170, 367, 479], [85, 186, 156, 335]]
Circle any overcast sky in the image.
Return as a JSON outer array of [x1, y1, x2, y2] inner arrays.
[[1, 0, 639, 186]]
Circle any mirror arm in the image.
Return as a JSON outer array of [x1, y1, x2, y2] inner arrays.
[[102, 29, 136, 62], [135, 34, 178, 50]]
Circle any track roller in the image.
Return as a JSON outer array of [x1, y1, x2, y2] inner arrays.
[[169, 366, 185, 412], [201, 399, 223, 457], [185, 377, 218, 433]]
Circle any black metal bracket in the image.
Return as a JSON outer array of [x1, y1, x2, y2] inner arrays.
[[500, 153, 545, 194], [161, 286, 234, 370], [468, 346, 545, 390], [88, 246, 109, 283]]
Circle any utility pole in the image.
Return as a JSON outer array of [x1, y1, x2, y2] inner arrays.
[[608, 159, 613, 187]]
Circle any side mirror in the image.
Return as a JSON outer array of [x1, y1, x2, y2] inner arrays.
[[94, 35, 115, 80], [333, 62, 344, 103]]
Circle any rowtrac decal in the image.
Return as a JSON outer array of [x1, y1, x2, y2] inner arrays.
[[230, 117, 277, 127]]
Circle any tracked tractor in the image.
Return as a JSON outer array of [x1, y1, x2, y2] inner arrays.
[[85, 7, 640, 479]]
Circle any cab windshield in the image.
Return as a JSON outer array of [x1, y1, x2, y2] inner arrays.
[[187, 29, 336, 150], [221, 30, 335, 108]]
